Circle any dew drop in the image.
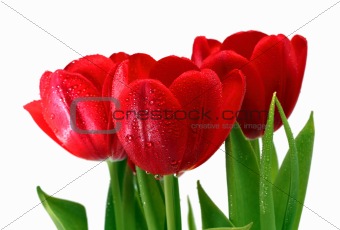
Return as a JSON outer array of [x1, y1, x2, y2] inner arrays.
[[154, 174, 162, 180], [145, 142, 153, 148], [125, 98, 130, 102], [170, 160, 180, 166], [125, 135, 133, 143], [50, 114, 55, 120], [149, 100, 154, 105]]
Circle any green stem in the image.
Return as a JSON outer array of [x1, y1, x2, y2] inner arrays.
[[164, 174, 181, 230], [107, 160, 124, 230]]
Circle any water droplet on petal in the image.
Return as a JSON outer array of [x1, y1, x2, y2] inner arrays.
[[146, 142, 153, 148], [125, 135, 133, 143], [149, 100, 154, 105], [50, 114, 55, 120]]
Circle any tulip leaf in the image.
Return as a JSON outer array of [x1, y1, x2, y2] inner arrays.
[[36, 186, 88, 230], [136, 167, 165, 230], [250, 139, 261, 165], [134, 190, 148, 230], [259, 93, 276, 230], [104, 184, 115, 230], [273, 111, 314, 230], [187, 197, 197, 230], [270, 144, 279, 184], [203, 222, 253, 230], [122, 166, 138, 230], [291, 112, 314, 229], [197, 181, 234, 228], [272, 98, 300, 230], [225, 123, 260, 229]]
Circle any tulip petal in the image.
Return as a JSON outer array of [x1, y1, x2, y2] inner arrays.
[[291, 35, 307, 80], [250, 34, 299, 130], [149, 56, 199, 87], [194, 69, 246, 168], [64, 54, 114, 92], [202, 50, 267, 139], [221, 30, 267, 60], [40, 70, 110, 160], [24, 100, 63, 147], [201, 50, 249, 82], [109, 52, 129, 64], [169, 69, 222, 171], [117, 79, 187, 175], [191, 36, 221, 67]]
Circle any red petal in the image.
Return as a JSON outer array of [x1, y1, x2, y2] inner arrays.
[[24, 100, 63, 147], [221, 30, 267, 59], [109, 52, 129, 64], [40, 69, 110, 160], [193, 69, 246, 168], [117, 79, 187, 175], [201, 50, 267, 139], [291, 35, 307, 80], [127, 53, 156, 82], [149, 56, 199, 87], [250, 34, 299, 130], [169, 69, 222, 171], [191, 36, 221, 67], [64, 54, 114, 92], [201, 50, 249, 82]]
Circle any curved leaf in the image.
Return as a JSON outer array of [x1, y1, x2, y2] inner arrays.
[[204, 222, 253, 230], [273, 112, 314, 230], [136, 167, 165, 230], [273, 98, 299, 230], [259, 93, 276, 230], [37, 186, 88, 230], [225, 123, 260, 229], [187, 197, 197, 230], [197, 181, 234, 228]]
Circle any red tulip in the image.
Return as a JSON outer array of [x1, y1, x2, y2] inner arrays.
[[110, 54, 245, 175], [192, 31, 307, 139], [24, 54, 128, 160]]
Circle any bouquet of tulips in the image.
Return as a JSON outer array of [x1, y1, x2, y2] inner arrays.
[[24, 30, 314, 230]]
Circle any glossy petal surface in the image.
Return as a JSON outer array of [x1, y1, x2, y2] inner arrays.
[[169, 69, 222, 170], [40, 70, 109, 160], [117, 79, 187, 175]]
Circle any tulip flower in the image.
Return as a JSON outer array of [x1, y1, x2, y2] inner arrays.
[[192, 31, 307, 139], [24, 54, 128, 160], [108, 53, 245, 175]]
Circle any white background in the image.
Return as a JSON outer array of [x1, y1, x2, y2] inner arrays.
[[1, 0, 339, 229]]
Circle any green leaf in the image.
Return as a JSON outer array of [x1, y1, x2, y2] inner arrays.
[[136, 167, 165, 230], [259, 93, 276, 230], [225, 123, 260, 229], [37, 186, 88, 230], [187, 197, 197, 230], [122, 165, 137, 230], [204, 222, 253, 230], [197, 181, 234, 228], [273, 112, 314, 230], [292, 112, 314, 229], [273, 98, 300, 230], [134, 190, 148, 230], [104, 184, 115, 230], [270, 144, 279, 184], [250, 139, 260, 166]]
